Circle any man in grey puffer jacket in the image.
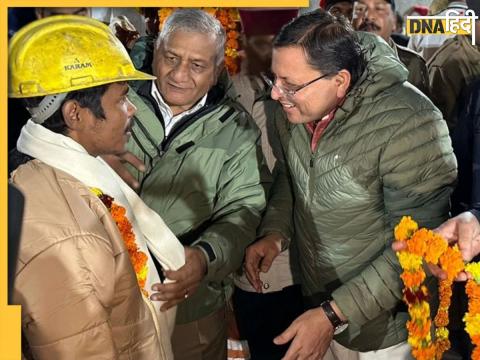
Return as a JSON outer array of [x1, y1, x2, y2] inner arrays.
[[244, 9, 457, 360]]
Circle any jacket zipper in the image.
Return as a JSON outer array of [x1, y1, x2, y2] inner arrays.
[[138, 101, 229, 192], [142, 295, 169, 359], [158, 100, 228, 156]]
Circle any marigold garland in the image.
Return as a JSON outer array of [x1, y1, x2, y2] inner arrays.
[[394, 216, 464, 360], [465, 263, 480, 359], [91, 188, 149, 296], [157, 8, 240, 75]]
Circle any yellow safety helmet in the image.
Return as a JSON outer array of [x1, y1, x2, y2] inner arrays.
[[9, 15, 155, 98]]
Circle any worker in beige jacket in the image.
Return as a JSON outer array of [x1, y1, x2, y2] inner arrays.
[[8, 15, 185, 359]]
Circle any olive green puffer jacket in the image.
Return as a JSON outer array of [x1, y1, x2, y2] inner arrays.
[[260, 32, 457, 351], [126, 75, 269, 324]]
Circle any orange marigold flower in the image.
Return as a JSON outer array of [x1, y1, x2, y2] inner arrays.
[[226, 38, 239, 49], [412, 345, 436, 360], [472, 334, 480, 346], [394, 216, 418, 242], [467, 280, 480, 300], [424, 231, 448, 264], [133, 253, 148, 291], [435, 310, 450, 328], [435, 336, 450, 359], [158, 8, 175, 30], [439, 245, 465, 282], [407, 319, 431, 338], [111, 203, 126, 218], [217, 11, 229, 26], [470, 302, 480, 315], [116, 217, 130, 230], [407, 228, 429, 257], [91, 188, 149, 296], [472, 346, 480, 360], [227, 30, 239, 39], [436, 280, 453, 326], [401, 269, 426, 288]]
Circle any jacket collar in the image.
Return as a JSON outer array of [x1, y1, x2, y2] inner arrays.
[[334, 32, 409, 124], [136, 69, 232, 113]]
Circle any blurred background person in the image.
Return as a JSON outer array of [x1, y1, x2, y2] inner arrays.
[[91, 8, 146, 36], [109, 15, 140, 52], [408, 0, 468, 61], [352, 0, 430, 96], [451, 77, 480, 217], [320, 0, 354, 21], [427, 0, 480, 132], [446, 76, 480, 360], [390, 11, 409, 46], [35, 7, 90, 18], [129, 8, 160, 75]]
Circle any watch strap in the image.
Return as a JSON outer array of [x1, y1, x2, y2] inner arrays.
[[320, 301, 345, 329]]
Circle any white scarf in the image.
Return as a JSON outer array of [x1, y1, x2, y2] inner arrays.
[[17, 120, 185, 342]]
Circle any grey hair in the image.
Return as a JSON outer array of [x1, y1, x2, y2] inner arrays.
[[156, 9, 226, 66]]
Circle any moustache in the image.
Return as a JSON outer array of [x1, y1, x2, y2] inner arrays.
[[359, 20, 381, 32]]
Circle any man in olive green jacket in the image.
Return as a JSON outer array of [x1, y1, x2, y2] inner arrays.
[[427, 0, 480, 132], [245, 10, 457, 360], [105, 9, 268, 360]]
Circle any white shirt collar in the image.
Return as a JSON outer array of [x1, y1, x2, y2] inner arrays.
[[150, 81, 208, 136]]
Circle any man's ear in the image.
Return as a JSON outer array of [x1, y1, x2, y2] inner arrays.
[[335, 69, 352, 99], [61, 100, 83, 131]]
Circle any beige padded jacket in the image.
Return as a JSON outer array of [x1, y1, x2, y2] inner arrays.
[[11, 160, 172, 360]]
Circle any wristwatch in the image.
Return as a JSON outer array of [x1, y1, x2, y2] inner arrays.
[[320, 301, 349, 335]]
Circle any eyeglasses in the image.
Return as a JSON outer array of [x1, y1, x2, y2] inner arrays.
[[260, 72, 333, 100]]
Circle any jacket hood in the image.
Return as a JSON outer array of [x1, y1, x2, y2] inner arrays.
[[337, 32, 408, 118]]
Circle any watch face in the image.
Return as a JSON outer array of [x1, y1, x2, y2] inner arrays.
[[333, 322, 349, 335]]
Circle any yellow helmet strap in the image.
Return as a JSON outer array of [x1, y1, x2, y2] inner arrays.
[[27, 93, 68, 124]]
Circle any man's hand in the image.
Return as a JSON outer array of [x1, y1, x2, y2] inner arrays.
[[274, 307, 334, 360], [244, 232, 283, 292], [102, 152, 145, 189], [150, 246, 207, 311], [437, 212, 480, 262], [392, 212, 480, 281]]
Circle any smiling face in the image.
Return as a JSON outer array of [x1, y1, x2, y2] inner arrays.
[[270, 46, 346, 125], [68, 82, 136, 157], [153, 30, 220, 116]]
